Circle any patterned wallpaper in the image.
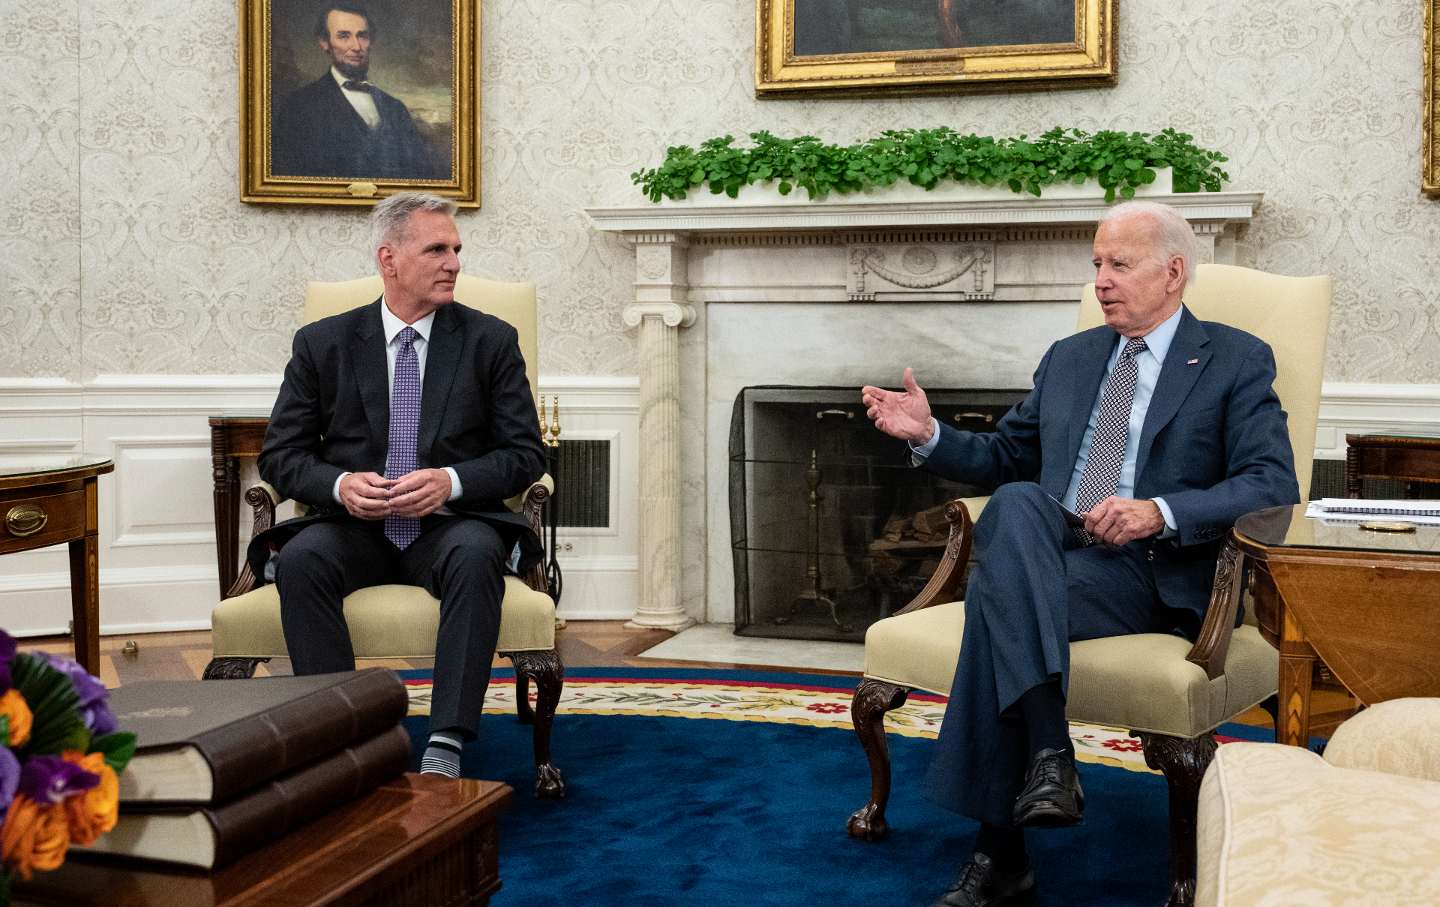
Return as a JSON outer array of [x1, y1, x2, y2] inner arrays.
[[2, 0, 1437, 381]]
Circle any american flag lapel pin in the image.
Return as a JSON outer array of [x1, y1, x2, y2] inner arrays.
[[1186, 358, 1199, 365]]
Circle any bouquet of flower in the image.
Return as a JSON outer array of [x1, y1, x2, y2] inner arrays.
[[0, 630, 135, 904]]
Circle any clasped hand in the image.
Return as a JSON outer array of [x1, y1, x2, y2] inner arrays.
[[339, 469, 452, 520], [1080, 496, 1165, 546]]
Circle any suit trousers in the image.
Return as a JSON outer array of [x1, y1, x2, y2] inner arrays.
[[924, 482, 1168, 827], [275, 515, 507, 737]]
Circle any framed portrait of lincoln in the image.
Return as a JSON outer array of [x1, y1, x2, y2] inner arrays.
[[756, 0, 1115, 96], [241, 0, 479, 206]]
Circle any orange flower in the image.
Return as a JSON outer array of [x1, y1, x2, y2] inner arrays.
[[0, 689, 31, 747], [60, 751, 118, 846], [0, 795, 70, 881]]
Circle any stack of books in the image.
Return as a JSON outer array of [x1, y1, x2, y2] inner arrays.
[[74, 669, 411, 869], [1305, 498, 1440, 526]]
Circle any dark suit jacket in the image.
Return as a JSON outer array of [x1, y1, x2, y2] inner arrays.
[[924, 306, 1299, 623], [272, 74, 447, 180], [247, 299, 546, 580]]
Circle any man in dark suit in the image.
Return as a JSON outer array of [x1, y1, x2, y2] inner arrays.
[[251, 192, 544, 778], [862, 201, 1299, 906], [272, 4, 446, 180]]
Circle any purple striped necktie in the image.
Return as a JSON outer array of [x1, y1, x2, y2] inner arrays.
[[384, 326, 421, 549]]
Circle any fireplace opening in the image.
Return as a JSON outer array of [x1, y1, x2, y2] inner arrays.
[[729, 385, 1028, 642]]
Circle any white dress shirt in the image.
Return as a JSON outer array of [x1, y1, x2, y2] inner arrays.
[[332, 66, 381, 129], [911, 305, 1186, 534]]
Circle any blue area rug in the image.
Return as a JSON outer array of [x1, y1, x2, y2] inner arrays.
[[399, 667, 1257, 907]]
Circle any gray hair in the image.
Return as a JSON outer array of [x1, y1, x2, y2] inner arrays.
[[370, 192, 458, 256], [1100, 201, 1197, 287]]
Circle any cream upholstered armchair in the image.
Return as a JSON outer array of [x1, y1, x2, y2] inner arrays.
[[203, 274, 566, 798], [1197, 698, 1440, 905], [846, 264, 1332, 906]]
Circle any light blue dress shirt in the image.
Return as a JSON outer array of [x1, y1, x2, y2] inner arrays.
[[911, 305, 1185, 534]]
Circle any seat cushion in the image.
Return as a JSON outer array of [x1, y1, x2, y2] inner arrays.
[[212, 578, 555, 659], [864, 601, 1277, 737], [1197, 741, 1440, 906]]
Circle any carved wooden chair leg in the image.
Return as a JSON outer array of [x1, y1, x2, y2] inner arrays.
[[1136, 731, 1218, 907], [510, 649, 566, 799], [202, 657, 269, 679], [847, 678, 909, 841], [506, 653, 536, 725]]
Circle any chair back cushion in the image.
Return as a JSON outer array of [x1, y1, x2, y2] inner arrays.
[[302, 274, 539, 401], [1079, 263, 1331, 499]]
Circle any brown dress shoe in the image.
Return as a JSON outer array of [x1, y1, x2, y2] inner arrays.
[[1012, 747, 1084, 827]]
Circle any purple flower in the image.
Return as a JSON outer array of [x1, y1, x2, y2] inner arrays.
[[0, 628, 15, 691], [0, 745, 19, 816], [37, 651, 117, 735], [17, 755, 98, 805]]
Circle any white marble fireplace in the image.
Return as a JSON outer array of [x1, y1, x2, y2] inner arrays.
[[586, 187, 1262, 629]]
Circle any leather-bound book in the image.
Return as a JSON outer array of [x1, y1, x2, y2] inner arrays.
[[73, 724, 413, 869], [109, 668, 408, 805]]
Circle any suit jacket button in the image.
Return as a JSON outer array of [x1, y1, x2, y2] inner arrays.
[[1146, 548, 1155, 562]]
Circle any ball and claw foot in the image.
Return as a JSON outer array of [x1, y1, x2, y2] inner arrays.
[[847, 804, 889, 841], [535, 763, 566, 799]]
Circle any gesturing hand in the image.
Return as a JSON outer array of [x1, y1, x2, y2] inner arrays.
[[387, 468, 453, 518], [339, 472, 394, 521], [860, 368, 935, 444]]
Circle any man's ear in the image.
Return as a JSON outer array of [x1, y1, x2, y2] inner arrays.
[[377, 245, 396, 277], [1165, 255, 1187, 294]]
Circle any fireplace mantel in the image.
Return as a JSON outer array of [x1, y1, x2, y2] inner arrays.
[[585, 189, 1263, 628]]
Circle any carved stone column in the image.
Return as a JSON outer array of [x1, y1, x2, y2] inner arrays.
[[623, 233, 696, 630]]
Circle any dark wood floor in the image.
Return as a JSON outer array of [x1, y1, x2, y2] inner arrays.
[[23, 624, 1354, 735]]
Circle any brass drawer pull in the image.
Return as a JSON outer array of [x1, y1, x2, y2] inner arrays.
[[952, 412, 995, 424], [6, 504, 48, 537]]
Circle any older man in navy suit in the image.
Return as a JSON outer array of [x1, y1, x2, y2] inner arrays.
[[273, 4, 446, 180], [862, 201, 1299, 906]]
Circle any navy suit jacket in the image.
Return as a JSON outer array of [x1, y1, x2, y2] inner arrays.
[[247, 299, 546, 580], [272, 74, 447, 180], [924, 306, 1300, 623]]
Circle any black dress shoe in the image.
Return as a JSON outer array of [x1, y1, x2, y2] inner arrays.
[[926, 852, 1034, 907], [1012, 747, 1084, 827]]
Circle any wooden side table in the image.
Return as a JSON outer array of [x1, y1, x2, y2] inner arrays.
[[209, 415, 270, 598], [1233, 504, 1440, 747], [15, 774, 513, 906], [1345, 432, 1440, 497], [0, 456, 114, 673]]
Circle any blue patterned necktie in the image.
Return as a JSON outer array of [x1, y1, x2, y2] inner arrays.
[[1073, 336, 1147, 544], [384, 326, 421, 549]]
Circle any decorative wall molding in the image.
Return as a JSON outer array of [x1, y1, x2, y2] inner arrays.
[[2, 375, 641, 635]]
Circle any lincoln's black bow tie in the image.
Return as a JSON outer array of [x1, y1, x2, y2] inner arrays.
[[342, 80, 374, 93]]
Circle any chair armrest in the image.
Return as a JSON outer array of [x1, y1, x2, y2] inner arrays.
[[1324, 699, 1440, 783], [892, 496, 985, 616], [224, 482, 284, 600], [506, 474, 554, 536], [1184, 537, 1244, 681]]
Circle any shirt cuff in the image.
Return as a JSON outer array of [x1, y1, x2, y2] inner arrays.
[[332, 472, 350, 504], [907, 417, 942, 463], [1153, 497, 1177, 539], [444, 467, 463, 501]]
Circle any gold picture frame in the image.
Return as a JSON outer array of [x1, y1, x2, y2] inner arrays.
[[756, 0, 1115, 96], [241, 0, 480, 207], [1426, 0, 1439, 196]]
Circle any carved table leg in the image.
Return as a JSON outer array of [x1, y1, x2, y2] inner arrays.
[[847, 678, 909, 841], [202, 657, 269, 679], [510, 649, 565, 798], [1137, 732, 1217, 907], [212, 424, 239, 600]]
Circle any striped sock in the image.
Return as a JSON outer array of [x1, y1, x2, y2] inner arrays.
[[420, 730, 464, 778]]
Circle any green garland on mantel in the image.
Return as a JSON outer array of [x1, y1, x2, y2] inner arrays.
[[631, 127, 1229, 204]]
